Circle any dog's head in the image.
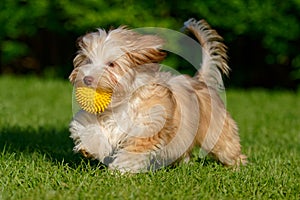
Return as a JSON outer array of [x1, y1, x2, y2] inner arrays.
[[69, 27, 166, 93]]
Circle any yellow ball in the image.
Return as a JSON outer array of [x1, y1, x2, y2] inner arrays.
[[75, 87, 112, 114]]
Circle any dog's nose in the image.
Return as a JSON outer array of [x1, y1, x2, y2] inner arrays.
[[83, 76, 94, 86]]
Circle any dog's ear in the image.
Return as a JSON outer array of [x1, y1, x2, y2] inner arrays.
[[122, 33, 166, 67], [73, 35, 92, 69], [69, 67, 78, 84], [69, 35, 93, 84], [125, 48, 166, 67]]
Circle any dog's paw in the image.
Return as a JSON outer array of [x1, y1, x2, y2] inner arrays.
[[108, 150, 151, 173]]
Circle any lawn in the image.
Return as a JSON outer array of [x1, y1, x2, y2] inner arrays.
[[0, 76, 299, 199]]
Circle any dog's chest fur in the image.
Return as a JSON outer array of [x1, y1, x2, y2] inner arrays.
[[70, 72, 201, 171]]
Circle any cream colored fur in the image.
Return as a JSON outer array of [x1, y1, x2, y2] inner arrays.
[[69, 18, 247, 173]]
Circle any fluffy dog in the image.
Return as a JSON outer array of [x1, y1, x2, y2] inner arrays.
[[69, 18, 247, 173]]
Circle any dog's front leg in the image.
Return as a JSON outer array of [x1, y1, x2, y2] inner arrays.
[[108, 103, 170, 173], [69, 110, 112, 161]]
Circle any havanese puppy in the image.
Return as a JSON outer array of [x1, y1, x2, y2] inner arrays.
[[69, 18, 247, 173]]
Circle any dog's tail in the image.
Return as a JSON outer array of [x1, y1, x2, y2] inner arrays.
[[184, 18, 229, 90]]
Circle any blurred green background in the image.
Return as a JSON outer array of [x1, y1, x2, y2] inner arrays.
[[1, 0, 300, 89]]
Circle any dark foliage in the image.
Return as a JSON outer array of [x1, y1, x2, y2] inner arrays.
[[0, 0, 299, 88]]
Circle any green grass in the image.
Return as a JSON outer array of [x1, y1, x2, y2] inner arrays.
[[0, 76, 299, 200]]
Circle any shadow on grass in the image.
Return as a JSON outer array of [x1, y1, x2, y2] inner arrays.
[[0, 125, 222, 171], [0, 125, 104, 169]]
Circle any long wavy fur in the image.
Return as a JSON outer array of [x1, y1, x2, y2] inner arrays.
[[184, 18, 229, 90], [68, 19, 247, 173]]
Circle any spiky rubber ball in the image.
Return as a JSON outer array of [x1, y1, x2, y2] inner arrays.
[[75, 87, 111, 114]]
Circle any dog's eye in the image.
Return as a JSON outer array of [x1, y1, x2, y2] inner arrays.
[[107, 62, 115, 67]]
